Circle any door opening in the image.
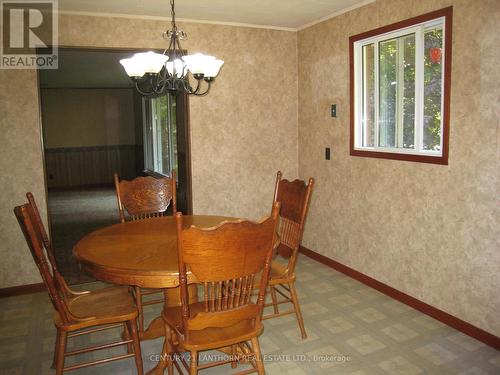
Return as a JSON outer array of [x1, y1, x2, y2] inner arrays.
[[38, 47, 192, 284]]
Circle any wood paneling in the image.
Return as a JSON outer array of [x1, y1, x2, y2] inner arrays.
[[44, 145, 138, 188], [0, 282, 46, 297]]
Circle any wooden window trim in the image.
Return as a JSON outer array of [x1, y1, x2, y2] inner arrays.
[[349, 7, 453, 165]]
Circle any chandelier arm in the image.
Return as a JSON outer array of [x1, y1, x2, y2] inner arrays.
[[179, 78, 192, 94], [186, 76, 201, 95], [194, 80, 211, 97], [135, 81, 154, 96], [154, 78, 166, 95], [184, 78, 210, 97]]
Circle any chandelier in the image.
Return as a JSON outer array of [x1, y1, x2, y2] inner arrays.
[[119, 0, 224, 96]]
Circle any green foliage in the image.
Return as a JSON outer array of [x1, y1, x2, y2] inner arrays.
[[423, 28, 443, 150], [374, 28, 443, 150]]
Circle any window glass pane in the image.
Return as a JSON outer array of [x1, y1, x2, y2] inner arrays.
[[143, 100, 154, 171], [171, 101, 178, 178], [145, 95, 177, 176], [402, 34, 415, 149], [423, 27, 443, 151], [157, 95, 177, 176], [378, 34, 416, 149], [362, 44, 375, 147], [378, 39, 397, 148], [156, 96, 170, 175]]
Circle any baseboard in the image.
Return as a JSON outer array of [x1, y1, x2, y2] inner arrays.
[[299, 246, 500, 351], [0, 282, 45, 297]]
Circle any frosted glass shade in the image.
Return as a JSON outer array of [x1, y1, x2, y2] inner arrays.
[[204, 59, 224, 78], [120, 51, 168, 77], [120, 58, 146, 78], [182, 53, 216, 75], [166, 58, 185, 78]]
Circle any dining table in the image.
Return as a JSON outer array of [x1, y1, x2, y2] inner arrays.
[[73, 214, 236, 342]]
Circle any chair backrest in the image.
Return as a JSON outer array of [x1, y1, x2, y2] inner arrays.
[[14, 195, 72, 324], [175, 202, 280, 336], [272, 171, 314, 274], [114, 172, 177, 222], [25, 192, 70, 295]]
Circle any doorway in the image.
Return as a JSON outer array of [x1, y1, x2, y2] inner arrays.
[[39, 47, 192, 284]]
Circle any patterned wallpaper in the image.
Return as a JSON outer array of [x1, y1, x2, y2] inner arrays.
[[297, 0, 500, 336], [0, 69, 47, 287], [0, 16, 298, 287], [0, 0, 498, 338]]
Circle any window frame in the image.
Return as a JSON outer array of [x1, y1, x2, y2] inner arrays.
[[349, 7, 453, 165]]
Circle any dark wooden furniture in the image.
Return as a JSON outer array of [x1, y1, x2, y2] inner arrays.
[[114, 172, 177, 332], [14, 193, 143, 375], [158, 204, 280, 375], [73, 214, 236, 342], [264, 171, 314, 339]]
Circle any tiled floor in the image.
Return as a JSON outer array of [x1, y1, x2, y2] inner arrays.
[[1, 255, 499, 374]]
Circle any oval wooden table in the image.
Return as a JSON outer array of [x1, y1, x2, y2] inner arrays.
[[73, 215, 235, 342]]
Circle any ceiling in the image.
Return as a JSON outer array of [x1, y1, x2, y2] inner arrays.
[[42, 1, 374, 88], [59, 0, 374, 30]]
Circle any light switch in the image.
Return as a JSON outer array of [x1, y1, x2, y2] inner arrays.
[[331, 104, 337, 118]]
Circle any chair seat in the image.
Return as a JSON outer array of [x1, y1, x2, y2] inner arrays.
[[253, 260, 291, 289], [163, 301, 263, 351], [55, 286, 138, 331], [269, 260, 290, 280]]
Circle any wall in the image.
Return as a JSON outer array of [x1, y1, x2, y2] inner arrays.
[[41, 88, 137, 187], [1, 0, 497, 339], [0, 15, 298, 288], [41, 88, 136, 148], [297, 0, 499, 336], [0, 69, 45, 287]]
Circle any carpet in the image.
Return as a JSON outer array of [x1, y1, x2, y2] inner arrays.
[[48, 186, 120, 284]]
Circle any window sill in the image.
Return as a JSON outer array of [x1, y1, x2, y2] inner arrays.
[[350, 148, 448, 165], [144, 169, 169, 178]]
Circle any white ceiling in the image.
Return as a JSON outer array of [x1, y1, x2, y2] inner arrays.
[[59, 0, 374, 30]]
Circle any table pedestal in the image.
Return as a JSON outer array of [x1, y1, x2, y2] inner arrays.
[[139, 285, 198, 341]]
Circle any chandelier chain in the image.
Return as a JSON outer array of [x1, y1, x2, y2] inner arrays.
[[170, 0, 176, 31]]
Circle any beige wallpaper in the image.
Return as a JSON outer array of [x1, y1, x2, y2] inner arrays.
[[0, 15, 298, 288], [1, 0, 498, 339], [0, 69, 48, 286], [297, 0, 500, 336], [42, 88, 136, 148]]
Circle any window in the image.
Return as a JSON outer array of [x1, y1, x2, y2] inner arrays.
[[350, 7, 452, 164], [143, 94, 178, 176]]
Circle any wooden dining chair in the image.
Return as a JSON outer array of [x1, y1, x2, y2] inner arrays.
[[264, 171, 314, 339], [14, 193, 143, 375], [114, 172, 176, 331], [160, 203, 280, 375]]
